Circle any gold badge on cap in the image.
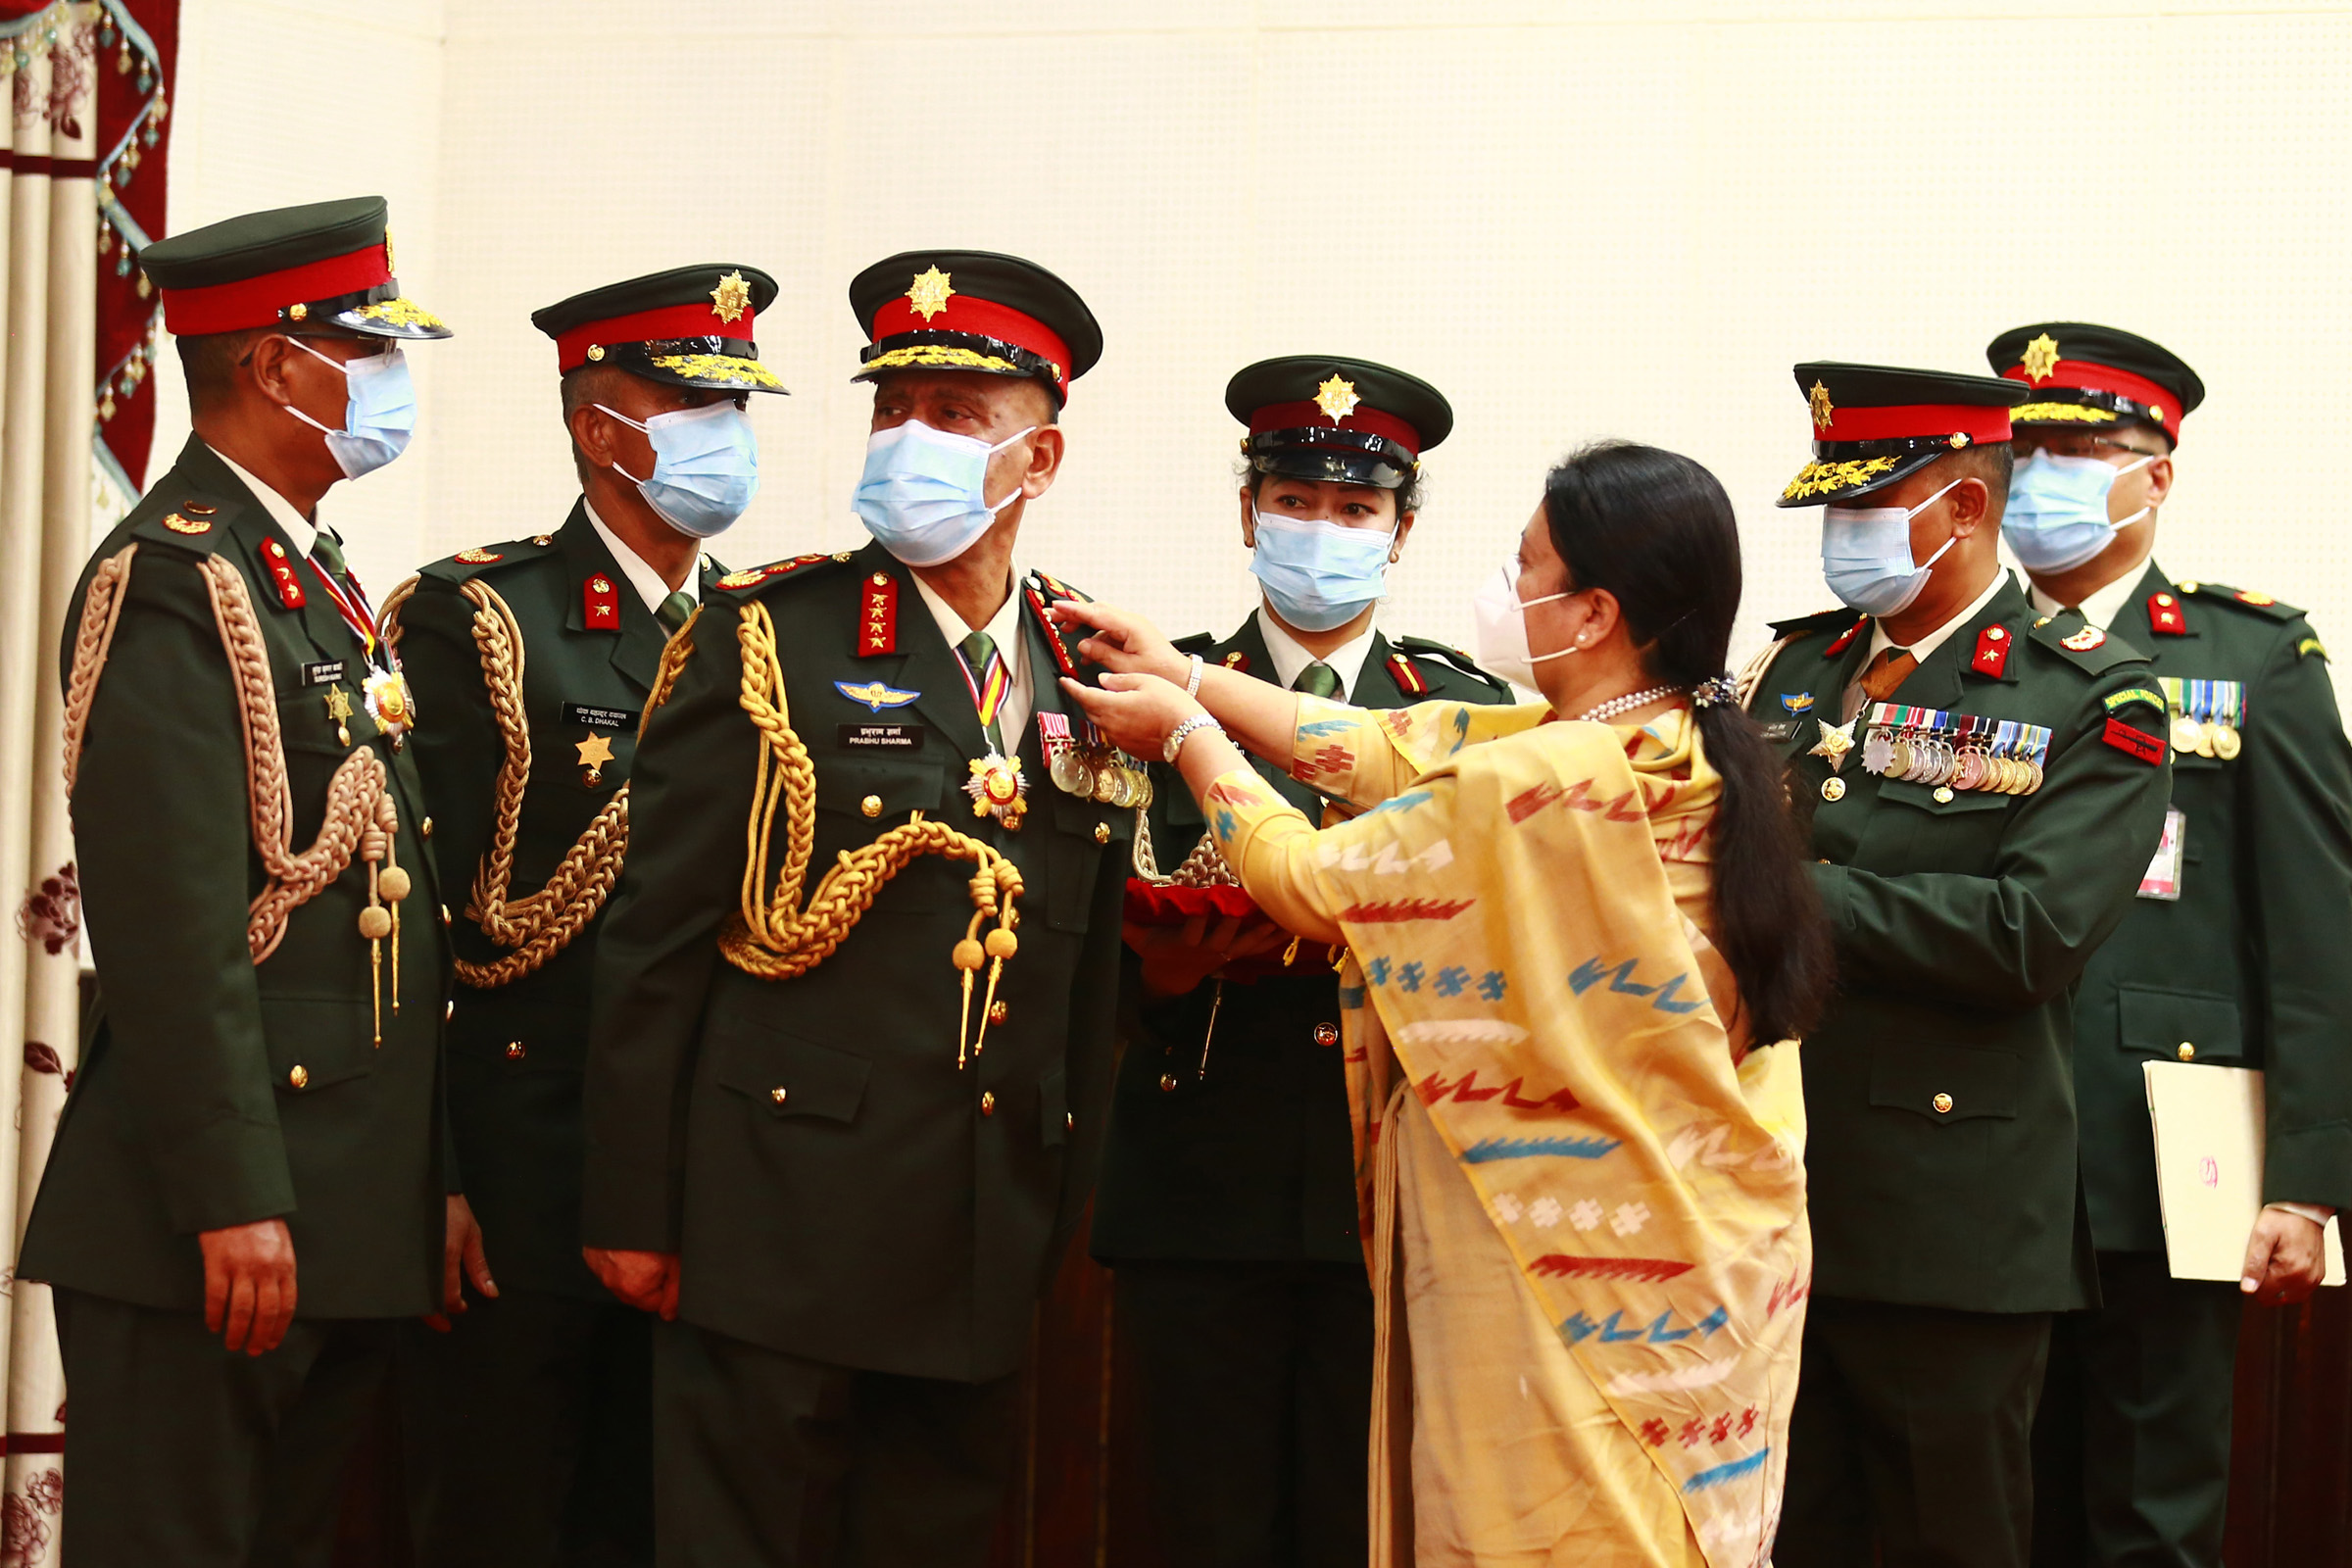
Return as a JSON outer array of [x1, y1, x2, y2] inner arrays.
[[1315, 374, 1360, 422], [907, 266, 955, 321], [2021, 333, 2060, 383], [710, 270, 753, 323], [162, 512, 209, 534], [1808, 380, 1835, 432], [385, 228, 397, 272]]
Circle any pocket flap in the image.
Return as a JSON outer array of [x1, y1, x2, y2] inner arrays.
[[2118, 983, 2243, 1064], [259, 996, 377, 1093], [813, 758, 945, 820], [1877, 779, 2017, 816], [1868, 1041, 2019, 1123], [716, 1031, 872, 1123]]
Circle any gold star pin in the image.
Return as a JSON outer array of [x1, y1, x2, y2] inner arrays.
[[576, 732, 615, 781], [384, 228, 396, 272], [906, 266, 955, 321], [1810, 717, 1857, 769], [710, 270, 753, 323], [1808, 380, 1836, 431], [1314, 374, 1360, 422], [2021, 333, 2060, 383]]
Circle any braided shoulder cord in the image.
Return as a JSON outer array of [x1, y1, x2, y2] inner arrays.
[[721, 600, 1024, 1066], [1734, 635, 1797, 713], [62, 544, 140, 796]]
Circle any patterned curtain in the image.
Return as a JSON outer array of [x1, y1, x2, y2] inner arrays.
[[0, 3, 171, 1561]]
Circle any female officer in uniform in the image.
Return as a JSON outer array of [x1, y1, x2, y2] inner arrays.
[[1089, 357, 1510, 1568]]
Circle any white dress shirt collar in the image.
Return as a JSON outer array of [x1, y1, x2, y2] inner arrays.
[[1255, 606, 1378, 700], [1867, 568, 2014, 667], [910, 564, 1031, 752], [582, 497, 698, 615], [2026, 551, 2152, 632], [208, 444, 318, 559]]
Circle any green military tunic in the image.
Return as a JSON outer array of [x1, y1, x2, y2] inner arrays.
[[1092, 617, 1512, 1263], [24, 435, 450, 1316], [1748, 573, 2173, 1312], [582, 540, 1131, 1383]]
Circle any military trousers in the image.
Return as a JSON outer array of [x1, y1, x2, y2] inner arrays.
[[2029, 1251, 2242, 1568], [650, 1317, 1020, 1567], [1115, 1258, 1372, 1568], [53, 1286, 396, 1568], [398, 1287, 654, 1567], [1779, 1295, 2052, 1568]]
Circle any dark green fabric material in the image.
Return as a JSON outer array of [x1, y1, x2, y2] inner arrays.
[[2065, 564, 2352, 1250], [22, 436, 449, 1319], [1780, 1295, 2053, 1568], [1117, 1259, 1373, 1568], [650, 1318, 1019, 1567], [139, 195, 385, 289], [1750, 575, 2173, 1313], [2030, 1250, 2241, 1568], [398, 1288, 654, 1568], [583, 541, 1130, 1383], [1090, 615, 1511, 1265], [399, 504, 722, 1301], [53, 1285, 396, 1568]]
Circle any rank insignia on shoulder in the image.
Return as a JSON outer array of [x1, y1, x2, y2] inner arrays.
[[1021, 583, 1081, 679], [714, 554, 838, 591], [836, 680, 920, 712], [454, 546, 503, 564], [584, 573, 620, 630], [2060, 625, 2106, 652], [1971, 624, 2012, 678], [1222, 651, 1251, 672], [1824, 615, 1869, 657], [2101, 716, 2167, 765], [261, 538, 307, 609], [162, 512, 210, 535], [2237, 589, 2277, 607], [1780, 691, 1815, 713], [1385, 652, 1430, 697], [2147, 592, 2187, 635], [860, 572, 898, 657]]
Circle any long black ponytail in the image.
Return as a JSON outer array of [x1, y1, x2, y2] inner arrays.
[[1543, 442, 1834, 1046]]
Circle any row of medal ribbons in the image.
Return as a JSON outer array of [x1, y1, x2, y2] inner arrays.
[[1039, 711, 1153, 810], [2160, 676, 2246, 760], [1861, 702, 2055, 796]]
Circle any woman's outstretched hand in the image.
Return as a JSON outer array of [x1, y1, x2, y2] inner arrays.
[[1063, 671, 1200, 761], [1052, 600, 1189, 685]]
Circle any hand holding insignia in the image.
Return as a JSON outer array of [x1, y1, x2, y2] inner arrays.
[[1051, 598, 1188, 685]]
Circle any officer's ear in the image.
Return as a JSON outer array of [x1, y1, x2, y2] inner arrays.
[[1240, 483, 1259, 548], [2141, 451, 2176, 509], [245, 332, 304, 409], [1944, 474, 1992, 537], [568, 400, 621, 472], [1013, 424, 1064, 502]]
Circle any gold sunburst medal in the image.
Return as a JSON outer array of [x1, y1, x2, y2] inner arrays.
[[710, 270, 753, 323], [2021, 333, 2060, 383], [1314, 374, 1360, 422], [1808, 380, 1835, 432], [906, 266, 956, 321]]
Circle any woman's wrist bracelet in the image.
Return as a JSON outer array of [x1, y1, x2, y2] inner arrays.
[[1163, 712, 1223, 766], [1184, 654, 1204, 699]]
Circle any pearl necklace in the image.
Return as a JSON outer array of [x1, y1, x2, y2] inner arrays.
[[1572, 684, 1682, 723]]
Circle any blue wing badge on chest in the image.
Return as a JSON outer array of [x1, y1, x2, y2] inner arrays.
[[836, 679, 920, 712]]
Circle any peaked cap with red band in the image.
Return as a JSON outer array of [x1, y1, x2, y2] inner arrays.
[[1226, 355, 1453, 492], [1778, 361, 2028, 509], [143, 195, 451, 340], [1987, 321, 2204, 446], [532, 264, 786, 394], [849, 249, 1102, 408]]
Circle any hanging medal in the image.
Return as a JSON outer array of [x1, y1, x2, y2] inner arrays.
[[956, 638, 1027, 829], [1039, 710, 1099, 799], [310, 549, 416, 745]]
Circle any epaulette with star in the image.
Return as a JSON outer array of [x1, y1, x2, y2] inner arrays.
[[2026, 610, 2148, 676], [126, 488, 247, 556], [2176, 579, 2306, 623], [1766, 607, 1870, 644], [714, 551, 858, 594], [418, 531, 561, 584], [1018, 567, 1096, 682]]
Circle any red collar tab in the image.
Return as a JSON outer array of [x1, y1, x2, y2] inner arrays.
[[1221, 650, 1252, 674], [2146, 591, 2188, 636], [1023, 584, 1079, 679], [160, 242, 394, 336], [583, 572, 620, 630], [259, 537, 307, 610], [1970, 623, 2014, 678], [2003, 360, 2180, 441], [1250, 400, 1423, 458], [868, 292, 1073, 389], [1385, 652, 1430, 697], [554, 301, 757, 374], [858, 571, 898, 658], [1824, 615, 1869, 657], [1810, 401, 2012, 448]]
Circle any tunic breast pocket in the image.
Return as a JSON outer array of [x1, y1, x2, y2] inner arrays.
[[259, 995, 378, 1095], [813, 756, 949, 823], [2116, 983, 2244, 1066], [1862, 778, 2017, 873]]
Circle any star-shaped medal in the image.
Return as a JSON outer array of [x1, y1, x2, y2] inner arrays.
[[2021, 333, 2060, 383], [1810, 717, 1857, 769], [576, 732, 615, 784], [906, 266, 955, 321], [1314, 374, 1360, 422], [710, 270, 753, 323]]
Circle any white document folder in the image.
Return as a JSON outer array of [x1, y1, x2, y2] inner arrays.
[[2142, 1059, 2345, 1287]]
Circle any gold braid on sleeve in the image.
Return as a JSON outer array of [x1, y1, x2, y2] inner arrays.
[[721, 600, 1023, 1068], [63, 549, 409, 1038], [382, 576, 628, 989]]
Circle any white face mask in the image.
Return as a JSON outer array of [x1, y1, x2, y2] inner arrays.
[[1820, 476, 1966, 617], [1470, 561, 1574, 692]]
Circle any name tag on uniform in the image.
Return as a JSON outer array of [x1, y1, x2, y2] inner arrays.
[[840, 722, 925, 752], [1759, 720, 1796, 742], [2137, 806, 2185, 901], [300, 660, 346, 688], [563, 702, 639, 730]]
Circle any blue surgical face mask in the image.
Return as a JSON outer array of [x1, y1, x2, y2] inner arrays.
[[853, 418, 1037, 567], [2003, 448, 2155, 573], [1249, 511, 1396, 633], [283, 337, 416, 479], [1821, 476, 1966, 616], [596, 400, 760, 539]]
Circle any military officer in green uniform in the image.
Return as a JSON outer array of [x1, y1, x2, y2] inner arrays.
[[24, 196, 456, 1566], [582, 250, 1132, 1565], [1743, 364, 2174, 1568], [389, 265, 782, 1568], [1090, 356, 1509, 1568], [1983, 323, 2352, 1568]]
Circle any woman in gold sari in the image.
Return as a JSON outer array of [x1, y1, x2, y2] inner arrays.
[[1058, 442, 1834, 1567]]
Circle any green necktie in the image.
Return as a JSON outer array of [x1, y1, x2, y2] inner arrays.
[[958, 630, 1008, 754], [657, 590, 695, 634], [1296, 661, 1342, 700], [309, 529, 349, 582]]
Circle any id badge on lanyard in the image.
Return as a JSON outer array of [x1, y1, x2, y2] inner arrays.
[[2137, 806, 2185, 901]]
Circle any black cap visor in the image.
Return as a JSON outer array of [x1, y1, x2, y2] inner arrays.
[[1246, 426, 1416, 491], [301, 281, 452, 340], [1777, 439, 1967, 509]]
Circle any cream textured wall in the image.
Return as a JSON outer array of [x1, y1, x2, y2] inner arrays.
[[150, 0, 2352, 699]]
